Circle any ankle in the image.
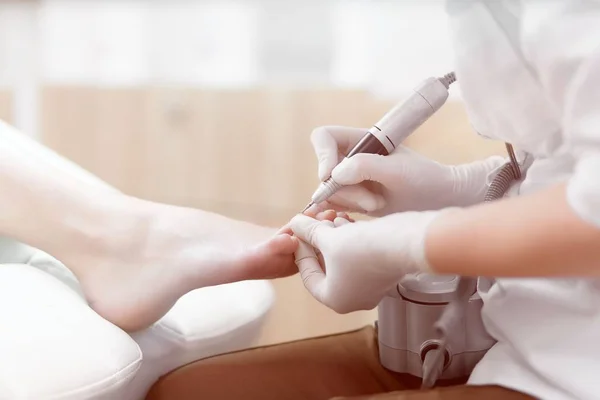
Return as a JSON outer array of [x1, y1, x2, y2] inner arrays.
[[60, 195, 155, 275]]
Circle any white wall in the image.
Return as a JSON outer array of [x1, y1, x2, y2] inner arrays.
[[0, 0, 456, 132], [331, 0, 454, 100], [0, 1, 40, 136], [1, 0, 454, 87]]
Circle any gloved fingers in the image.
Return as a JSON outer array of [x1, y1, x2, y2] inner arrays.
[[311, 126, 368, 181], [317, 251, 326, 273], [328, 186, 386, 214], [294, 237, 319, 263], [331, 153, 395, 185], [295, 240, 326, 300], [289, 214, 333, 249]]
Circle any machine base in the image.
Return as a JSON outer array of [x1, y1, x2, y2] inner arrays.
[[378, 343, 488, 380]]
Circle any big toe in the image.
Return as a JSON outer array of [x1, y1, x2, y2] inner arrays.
[[240, 236, 298, 279], [265, 234, 299, 255]]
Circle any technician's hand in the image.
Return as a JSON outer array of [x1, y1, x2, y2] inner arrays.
[[310, 126, 505, 216], [289, 210, 444, 314]]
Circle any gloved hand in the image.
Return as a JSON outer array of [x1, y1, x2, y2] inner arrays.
[[310, 126, 505, 216], [290, 209, 449, 314]]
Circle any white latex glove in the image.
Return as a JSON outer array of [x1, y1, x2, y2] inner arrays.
[[290, 210, 446, 314], [311, 126, 505, 216]]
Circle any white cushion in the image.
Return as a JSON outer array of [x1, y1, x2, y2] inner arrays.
[[127, 280, 274, 400], [0, 239, 274, 400], [0, 263, 143, 400]]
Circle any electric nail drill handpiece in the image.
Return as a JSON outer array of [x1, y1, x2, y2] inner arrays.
[[302, 72, 457, 213]]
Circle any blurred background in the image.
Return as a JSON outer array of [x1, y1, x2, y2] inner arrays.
[[0, 0, 504, 345]]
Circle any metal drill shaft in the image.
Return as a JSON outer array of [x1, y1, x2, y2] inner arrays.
[[301, 202, 314, 214]]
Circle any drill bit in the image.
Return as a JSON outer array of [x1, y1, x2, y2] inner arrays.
[[301, 202, 314, 214]]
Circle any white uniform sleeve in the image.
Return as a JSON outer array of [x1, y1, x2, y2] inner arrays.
[[521, 1, 600, 226]]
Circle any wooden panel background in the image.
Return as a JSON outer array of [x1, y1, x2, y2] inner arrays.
[[40, 86, 506, 345], [41, 87, 505, 224], [0, 91, 12, 124]]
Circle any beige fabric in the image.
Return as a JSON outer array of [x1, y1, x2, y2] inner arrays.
[[146, 326, 534, 400]]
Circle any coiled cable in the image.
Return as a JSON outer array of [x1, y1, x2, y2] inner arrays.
[[484, 143, 521, 202]]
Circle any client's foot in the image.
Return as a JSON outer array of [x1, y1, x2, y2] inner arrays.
[[66, 198, 299, 332]]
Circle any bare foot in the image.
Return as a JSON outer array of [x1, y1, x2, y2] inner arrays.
[[66, 198, 300, 332]]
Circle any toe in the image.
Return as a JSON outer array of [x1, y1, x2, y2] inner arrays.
[[276, 223, 292, 236], [265, 234, 298, 255], [241, 241, 298, 280]]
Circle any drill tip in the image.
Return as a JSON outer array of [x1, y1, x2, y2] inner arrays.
[[301, 202, 314, 214]]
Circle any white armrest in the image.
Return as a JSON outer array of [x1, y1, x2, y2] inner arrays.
[[0, 238, 276, 400], [0, 264, 142, 400], [128, 280, 275, 400], [0, 236, 84, 298]]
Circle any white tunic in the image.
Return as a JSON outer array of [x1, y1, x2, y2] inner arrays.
[[446, 1, 600, 399]]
